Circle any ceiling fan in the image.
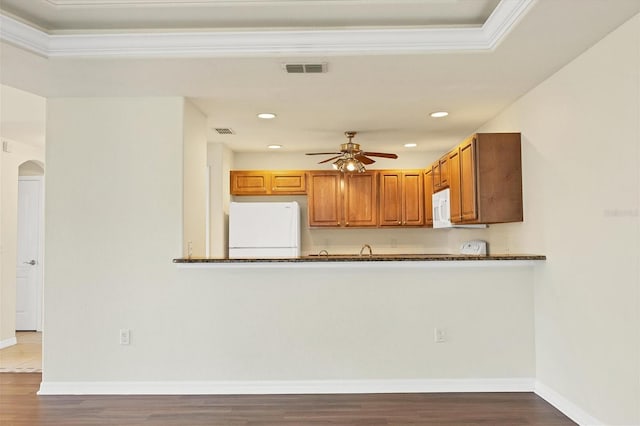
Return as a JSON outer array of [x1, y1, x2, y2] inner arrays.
[[305, 131, 398, 172]]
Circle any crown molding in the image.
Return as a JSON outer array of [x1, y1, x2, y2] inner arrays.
[[0, 15, 50, 56], [0, 0, 535, 57]]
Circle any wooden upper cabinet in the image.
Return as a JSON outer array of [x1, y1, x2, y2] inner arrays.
[[448, 148, 462, 223], [230, 171, 270, 195], [271, 171, 306, 194], [379, 172, 402, 226], [379, 170, 424, 226], [452, 133, 523, 224], [439, 155, 449, 188], [459, 137, 477, 222], [343, 172, 378, 227], [401, 171, 425, 226], [307, 171, 378, 227], [433, 155, 449, 191], [424, 168, 434, 227], [230, 170, 306, 195], [307, 171, 342, 227]]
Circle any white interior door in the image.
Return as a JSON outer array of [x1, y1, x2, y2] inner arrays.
[[16, 177, 43, 331]]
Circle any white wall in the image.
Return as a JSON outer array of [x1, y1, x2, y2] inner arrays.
[[0, 85, 46, 149], [481, 14, 640, 425], [233, 150, 438, 171], [44, 97, 184, 380], [182, 100, 207, 257], [42, 96, 536, 392], [208, 142, 233, 258]]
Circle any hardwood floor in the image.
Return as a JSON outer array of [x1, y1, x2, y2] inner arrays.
[[1, 373, 576, 425]]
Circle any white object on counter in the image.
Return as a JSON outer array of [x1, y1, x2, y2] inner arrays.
[[460, 240, 488, 255], [228, 201, 300, 258]]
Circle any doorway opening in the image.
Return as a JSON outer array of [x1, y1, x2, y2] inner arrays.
[[2, 160, 45, 372]]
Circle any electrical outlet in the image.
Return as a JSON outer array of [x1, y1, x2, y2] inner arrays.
[[119, 329, 131, 345], [434, 328, 446, 343]]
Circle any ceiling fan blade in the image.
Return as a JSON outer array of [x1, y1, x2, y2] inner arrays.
[[306, 152, 341, 156], [355, 154, 375, 165], [318, 155, 342, 164], [362, 152, 398, 159]]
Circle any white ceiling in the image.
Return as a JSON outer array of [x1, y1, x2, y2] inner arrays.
[[1, 0, 639, 156]]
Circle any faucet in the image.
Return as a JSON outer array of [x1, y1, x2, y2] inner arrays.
[[359, 244, 373, 257]]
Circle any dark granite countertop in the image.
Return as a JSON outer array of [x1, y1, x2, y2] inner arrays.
[[173, 254, 546, 263]]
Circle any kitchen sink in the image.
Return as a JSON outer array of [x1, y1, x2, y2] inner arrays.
[[304, 253, 451, 258]]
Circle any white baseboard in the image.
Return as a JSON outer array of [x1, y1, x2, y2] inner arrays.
[[0, 337, 17, 350], [535, 381, 604, 426], [38, 377, 535, 396]]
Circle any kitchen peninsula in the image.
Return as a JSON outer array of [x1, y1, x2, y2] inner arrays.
[[174, 253, 545, 265]]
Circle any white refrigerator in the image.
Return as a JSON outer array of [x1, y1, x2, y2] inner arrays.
[[228, 201, 301, 258]]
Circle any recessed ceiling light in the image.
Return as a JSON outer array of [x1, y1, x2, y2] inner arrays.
[[430, 111, 449, 118], [257, 113, 277, 119], [404, 143, 417, 148], [268, 144, 282, 149]]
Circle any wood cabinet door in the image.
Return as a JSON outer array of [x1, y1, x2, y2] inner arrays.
[[379, 172, 402, 226], [432, 162, 441, 190], [459, 137, 478, 221], [308, 172, 342, 227], [271, 171, 306, 194], [439, 155, 449, 188], [230, 171, 270, 195], [401, 171, 424, 226], [343, 172, 378, 227], [424, 168, 433, 227], [448, 148, 462, 223]]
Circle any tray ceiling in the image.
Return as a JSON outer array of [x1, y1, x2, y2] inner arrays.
[[1, 0, 500, 32]]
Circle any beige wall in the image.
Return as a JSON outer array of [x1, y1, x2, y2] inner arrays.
[[43, 96, 536, 389], [481, 14, 640, 425], [182, 100, 207, 257]]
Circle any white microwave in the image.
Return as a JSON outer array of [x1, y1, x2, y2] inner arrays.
[[432, 188, 486, 229], [432, 188, 453, 228]]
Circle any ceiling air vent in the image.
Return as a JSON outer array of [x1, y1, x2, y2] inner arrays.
[[283, 63, 328, 74], [214, 128, 234, 135]]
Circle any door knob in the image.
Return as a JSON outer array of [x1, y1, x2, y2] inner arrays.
[[23, 260, 36, 266]]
